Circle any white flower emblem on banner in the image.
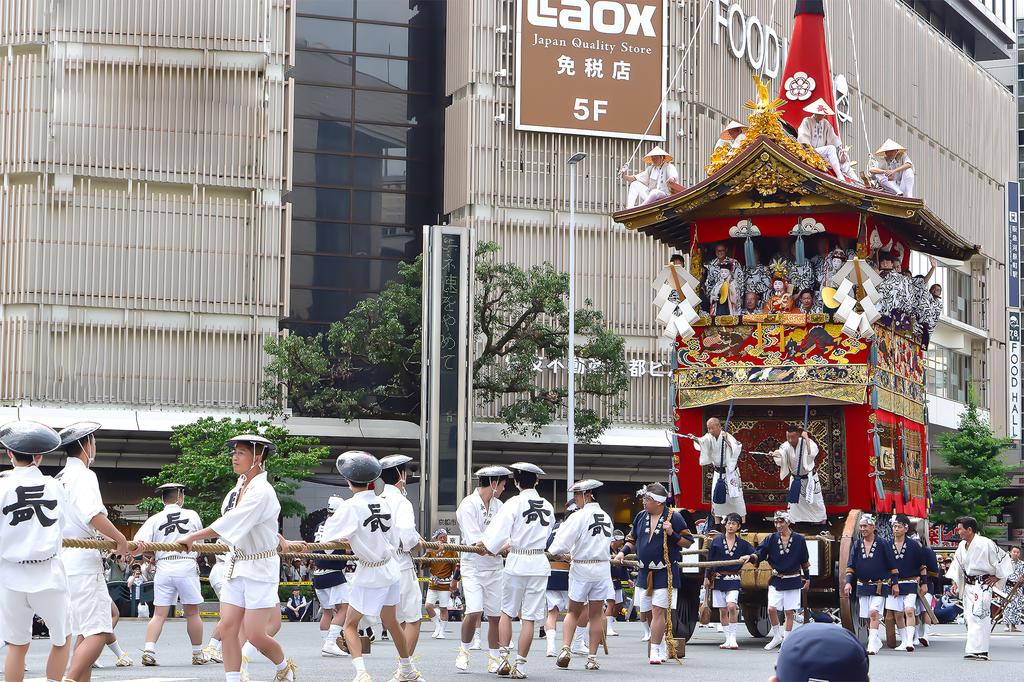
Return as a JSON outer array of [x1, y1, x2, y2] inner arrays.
[[784, 71, 815, 101]]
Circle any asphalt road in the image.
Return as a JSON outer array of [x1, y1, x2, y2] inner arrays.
[[7, 620, 1024, 681]]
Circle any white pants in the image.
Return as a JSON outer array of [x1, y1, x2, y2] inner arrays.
[[220, 577, 279, 610], [462, 567, 503, 618], [814, 145, 847, 180], [637, 588, 669, 612], [316, 583, 350, 609], [395, 567, 422, 623], [545, 590, 568, 612], [568, 578, 613, 604], [885, 592, 917, 613], [349, 582, 400, 619], [768, 585, 801, 612], [963, 582, 992, 654], [154, 573, 204, 607], [209, 562, 226, 599], [875, 168, 915, 197], [501, 575, 547, 622], [0, 587, 71, 646], [712, 589, 739, 609], [627, 181, 669, 207], [68, 573, 114, 638], [425, 589, 451, 608], [858, 595, 885, 619]]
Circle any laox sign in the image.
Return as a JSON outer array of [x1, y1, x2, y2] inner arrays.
[[713, 0, 785, 78], [527, 0, 658, 36]]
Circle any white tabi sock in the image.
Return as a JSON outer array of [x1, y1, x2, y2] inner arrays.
[[868, 627, 879, 643], [241, 642, 260, 660], [606, 616, 615, 628], [225, 673, 241, 682], [905, 626, 916, 645], [489, 648, 501, 659], [641, 621, 651, 637], [399, 657, 414, 673], [192, 645, 202, 655], [515, 655, 527, 673], [352, 657, 366, 673], [327, 624, 342, 641], [108, 641, 126, 658], [144, 641, 156, 653], [209, 637, 221, 650]]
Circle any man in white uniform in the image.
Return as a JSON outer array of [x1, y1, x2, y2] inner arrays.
[[455, 465, 511, 674], [314, 496, 351, 657], [945, 516, 1012, 661], [620, 145, 680, 207], [57, 422, 133, 682], [0, 421, 71, 682], [796, 98, 857, 183], [684, 417, 746, 523], [869, 138, 915, 197], [772, 425, 827, 525], [320, 451, 424, 682], [483, 462, 554, 679], [549, 479, 614, 671], [715, 120, 747, 152], [134, 483, 208, 666], [377, 454, 425, 654], [179, 434, 298, 682]]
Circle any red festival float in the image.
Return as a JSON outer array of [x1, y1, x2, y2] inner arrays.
[[611, 1, 976, 644]]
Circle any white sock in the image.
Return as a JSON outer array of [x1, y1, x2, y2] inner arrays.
[[226, 673, 241, 682], [275, 659, 288, 671], [606, 616, 615, 628], [400, 656, 414, 672], [641, 621, 651, 637], [192, 645, 202, 655], [515, 655, 527, 672], [108, 641, 126, 658], [575, 625, 587, 640], [353, 657, 366, 673], [327, 624, 342, 640], [241, 642, 259, 660], [209, 637, 221, 650], [868, 627, 878, 642], [905, 626, 915, 644], [144, 641, 156, 652], [490, 648, 501, 658]]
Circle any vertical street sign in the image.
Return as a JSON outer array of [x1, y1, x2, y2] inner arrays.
[[421, 225, 475, 533], [1008, 181, 1020, 309], [1009, 310, 1021, 442]]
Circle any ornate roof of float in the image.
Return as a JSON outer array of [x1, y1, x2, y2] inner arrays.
[[612, 78, 978, 262]]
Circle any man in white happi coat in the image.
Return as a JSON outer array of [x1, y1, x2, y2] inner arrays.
[[772, 425, 826, 524], [376, 454, 425, 654], [455, 465, 510, 674], [57, 422, 134, 681], [945, 516, 1012, 661], [314, 495, 351, 658], [179, 434, 298, 682], [797, 98, 857, 183], [319, 451, 425, 682], [548, 479, 615, 672], [134, 483, 208, 666], [483, 462, 554, 679], [869, 138, 915, 197], [685, 417, 746, 523], [620, 145, 680, 207], [0, 421, 72, 682], [714, 120, 747, 152]]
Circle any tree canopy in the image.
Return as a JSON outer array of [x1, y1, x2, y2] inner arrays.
[[261, 241, 629, 442]]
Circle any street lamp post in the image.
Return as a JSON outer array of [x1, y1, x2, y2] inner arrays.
[[566, 152, 586, 490]]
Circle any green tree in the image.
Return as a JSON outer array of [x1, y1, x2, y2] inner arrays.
[[137, 417, 327, 525], [929, 389, 1015, 525], [261, 241, 629, 443]]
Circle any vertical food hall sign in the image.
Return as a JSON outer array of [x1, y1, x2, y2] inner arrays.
[[515, 0, 667, 139]]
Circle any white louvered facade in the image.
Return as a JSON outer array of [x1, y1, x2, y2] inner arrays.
[[446, 0, 1015, 435], [0, 0, 294, 410]]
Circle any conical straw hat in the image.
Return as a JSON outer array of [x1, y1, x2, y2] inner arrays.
[[720, 120, 747, 140], [802, 98, 835, 116], [643, 145, 673, 164], [874, 138, 906, 155]]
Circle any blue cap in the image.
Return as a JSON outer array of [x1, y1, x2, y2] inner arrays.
[[774, 624, 868, 682]]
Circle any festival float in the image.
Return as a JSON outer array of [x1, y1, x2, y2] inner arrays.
[[611, 1, 977, 644]]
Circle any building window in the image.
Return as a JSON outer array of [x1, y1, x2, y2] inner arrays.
[[924, 347, 972, 404]]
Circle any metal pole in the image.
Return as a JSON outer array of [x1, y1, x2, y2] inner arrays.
[[566, 152, 586, 488], [567, 166, 576, 489]]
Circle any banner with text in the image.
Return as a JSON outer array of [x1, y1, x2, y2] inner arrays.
[[1008, 181, 1020, 309], [1009, 310, 1021, 441], [515, 0, 667, 139]]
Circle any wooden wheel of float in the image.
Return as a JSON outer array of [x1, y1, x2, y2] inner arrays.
[[838, 509, 868, 645]]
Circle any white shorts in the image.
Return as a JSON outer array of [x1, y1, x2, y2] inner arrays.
[[462, 568, 503, 618], [768, 585, 800, 612], [568, 579, 614, 604], [220, 577, 279, 610], [316, 583, 351, 609], [858, 595, 885, 619], [637, 588, 669, 612], [348, 582, 400, 619], [613, 588, 623, 604], [425, 589, 451, 608], [396, 568, 422, 623], [886, 592, 917, 612], [501, 575, 547, 622], [546, 590, 568, 612], [0, 587, 71, 646], [209, 562, 225, 599], [712, 589, 740, 609], [67, 573, 114, 637], [154, 573, 204, 607]]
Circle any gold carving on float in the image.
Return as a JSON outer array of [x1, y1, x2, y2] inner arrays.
[[705, 76, 831, 180], [724, 159, 809, 197]]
